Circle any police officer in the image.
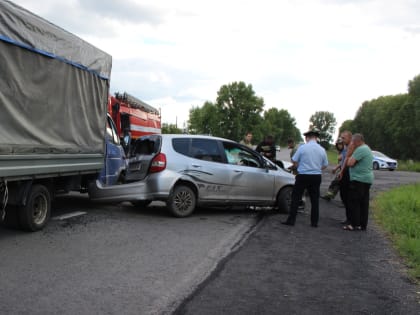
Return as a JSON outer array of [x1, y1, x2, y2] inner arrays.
[[282, 129, 328, 227]]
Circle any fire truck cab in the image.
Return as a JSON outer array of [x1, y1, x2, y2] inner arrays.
[[108, 92, 161, 149]]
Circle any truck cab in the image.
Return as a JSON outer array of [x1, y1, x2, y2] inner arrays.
[[97, 114, 128, 186]]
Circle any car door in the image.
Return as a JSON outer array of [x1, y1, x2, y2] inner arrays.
[[222, 141, 276, 202], [98, 115, 127, 185], [178, 138, 231, 201]]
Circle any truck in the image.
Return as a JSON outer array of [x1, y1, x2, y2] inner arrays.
[[108, 92, 161, 144], [0, 0, 127, 231]]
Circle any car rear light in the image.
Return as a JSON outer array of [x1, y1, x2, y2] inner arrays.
[[150, 153, 166, 173]]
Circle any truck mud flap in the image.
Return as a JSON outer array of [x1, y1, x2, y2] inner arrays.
[[0, 180, 8, 221]]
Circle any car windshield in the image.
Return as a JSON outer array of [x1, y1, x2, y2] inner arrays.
[[373, 151, 387, 158]]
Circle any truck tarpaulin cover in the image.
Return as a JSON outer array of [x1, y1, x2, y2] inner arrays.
[[0, 0, 112, 156]]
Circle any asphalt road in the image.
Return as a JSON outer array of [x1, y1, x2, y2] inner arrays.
[[176, 152, 420, 315], [0, 197, 261, 315], [1, 149, 419, 315]]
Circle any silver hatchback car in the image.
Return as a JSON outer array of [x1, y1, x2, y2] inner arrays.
[[89, 134, 295, 217]]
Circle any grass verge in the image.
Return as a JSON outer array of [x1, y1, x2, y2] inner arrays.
[[327, 149, 340, 166], [373, 184, 420, 282], [397, 160, 420, 172]]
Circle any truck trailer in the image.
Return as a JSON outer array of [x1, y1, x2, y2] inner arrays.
[[0, 0, 126, 231]]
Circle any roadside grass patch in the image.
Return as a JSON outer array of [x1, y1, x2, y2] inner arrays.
[[373, 184, 420, 281], [397, 160, 420, 172], [327, 149, 340, 166]]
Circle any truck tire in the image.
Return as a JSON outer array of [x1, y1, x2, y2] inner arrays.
[[277, 186, 292, 213], [18, 184, 51, 231], [167, 185, 196, 217]]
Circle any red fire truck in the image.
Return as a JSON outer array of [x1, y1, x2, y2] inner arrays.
[[108, 92, 161, 142]]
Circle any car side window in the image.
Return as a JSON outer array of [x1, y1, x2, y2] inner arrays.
[[222, 142, 262, 168], [191, 139, 223, 162], [172, 138, 190, 156]]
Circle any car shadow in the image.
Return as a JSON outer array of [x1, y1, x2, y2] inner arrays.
[[119, 201, 271, 218]]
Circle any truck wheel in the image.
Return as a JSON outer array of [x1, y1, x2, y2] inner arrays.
[[167, 185, 196, 217], [131, 200, 152, 208], [277, 186, 292, 213], [18, 184, 51, 231]]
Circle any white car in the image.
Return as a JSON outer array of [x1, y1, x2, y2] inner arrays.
[[372, 151, 398, 171]]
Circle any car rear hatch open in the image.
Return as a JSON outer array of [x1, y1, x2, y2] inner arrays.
[[125, 135, 161, 182]]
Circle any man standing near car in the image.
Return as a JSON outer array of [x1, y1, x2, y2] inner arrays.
[[240, 131, 254, 149], [344, 133, 374, 231], [256, 135, 276, 162], [282, 129, 328, 227]]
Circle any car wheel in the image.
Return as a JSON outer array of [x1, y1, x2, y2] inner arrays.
[[373, 162, 379, 170], [277, 186, 293, 213], [131, 200, 152, 208], [167, 185, 196, 217], [389, 169, 395, 171]]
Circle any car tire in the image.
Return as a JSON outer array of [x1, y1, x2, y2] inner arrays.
[[389, 169, 395, 171], [277, 186, 293, 213], [131, 200, 152, 208], [373, 162, 379, 170], [167, 185, 196, 217], [18, 184, 51, 232]]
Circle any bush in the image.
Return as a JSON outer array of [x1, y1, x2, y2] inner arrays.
[[397, 160, 420, 172]]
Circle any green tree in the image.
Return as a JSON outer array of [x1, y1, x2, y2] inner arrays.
[[338, 120, 353, 135], [187, 81, 301, 147], [215, 82, 264, 141], [309, 111, 337, 148], [188, 101, 221, 135], [352, 94, 411, 157], [263, 108, 301, 145], [161, 123, 183, 134], [408, 74, 420, 97]]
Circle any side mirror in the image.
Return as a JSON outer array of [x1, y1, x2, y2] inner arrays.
[[123, 134, 130, 147], [122, 133, 131, 155]]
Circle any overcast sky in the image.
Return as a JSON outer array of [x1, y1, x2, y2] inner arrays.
[[11, 0, 420, 138]]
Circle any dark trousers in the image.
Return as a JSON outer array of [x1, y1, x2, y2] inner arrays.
[[326, 176, 340, 197], [339, 168, 351, 221], [287, 174, 322, 225], [348, 180, 371, 228]]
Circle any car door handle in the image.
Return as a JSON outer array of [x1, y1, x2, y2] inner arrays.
[[234, 170, 243, 173], [191, 164, 202, 168]]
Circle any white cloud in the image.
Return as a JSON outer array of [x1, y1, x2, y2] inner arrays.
[[10, 0, 420, 138]]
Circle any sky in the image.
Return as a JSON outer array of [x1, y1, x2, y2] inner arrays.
[[11, 0, 420, 138]]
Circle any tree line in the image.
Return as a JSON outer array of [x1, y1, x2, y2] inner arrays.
[[162, 75, 419, 160], [340, 74, 420, 160], [163, 81, 337, 148], [165, 81, 301, 145]]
